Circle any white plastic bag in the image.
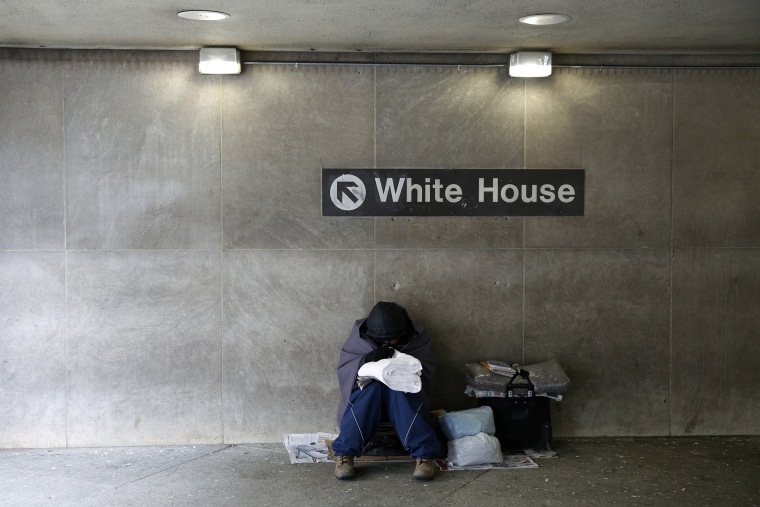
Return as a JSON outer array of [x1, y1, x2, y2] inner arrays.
[[446, 432, 503, 466], [439, 406, 496, 440]]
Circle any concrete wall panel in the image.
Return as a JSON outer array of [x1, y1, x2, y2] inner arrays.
[[0, 252, 66, 447], [671, 248, 760, 434], [222, 65, 375, 250], [0, 52, 64, 250], [673, 70, 760, 247], [64, 52, 221, 250], [375, 216, 522, 250], [223, 250, 374, 442], [375, 66, 525, 249], [525, 249, 671, 436], [525, 69, 673, 248], [66, 251, 222, 446], [376, 66, 523, 168]]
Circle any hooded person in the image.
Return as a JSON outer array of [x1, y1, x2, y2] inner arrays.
[[332, 302, 443, 481]]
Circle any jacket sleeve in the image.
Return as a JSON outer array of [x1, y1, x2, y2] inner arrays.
[[336, 320, 374, 425]]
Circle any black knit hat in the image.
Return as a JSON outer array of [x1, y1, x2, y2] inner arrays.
[[364, 302, 410, 341]]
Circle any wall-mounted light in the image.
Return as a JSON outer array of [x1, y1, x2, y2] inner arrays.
[[199, 47, 241, 75], [509, 51, 552, 77]]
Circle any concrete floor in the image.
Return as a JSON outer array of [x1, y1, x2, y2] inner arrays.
[[1, 437, 757, 507]]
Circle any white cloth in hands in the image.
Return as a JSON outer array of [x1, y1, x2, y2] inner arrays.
[[357, 350, 422, 393]]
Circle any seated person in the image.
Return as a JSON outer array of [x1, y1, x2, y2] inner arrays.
[[332, 301, 443, 481]]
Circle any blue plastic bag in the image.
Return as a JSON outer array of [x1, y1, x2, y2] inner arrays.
[[439, 406, 496, 440]]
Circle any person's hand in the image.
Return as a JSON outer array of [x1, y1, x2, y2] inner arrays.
[[363, 344, 394, 363]]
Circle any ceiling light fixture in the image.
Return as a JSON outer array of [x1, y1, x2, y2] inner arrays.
[[509, 51, 552, 77], [199, 47, 241, 74], [519, 14, 570, 26], [177, 10, 230, 21]]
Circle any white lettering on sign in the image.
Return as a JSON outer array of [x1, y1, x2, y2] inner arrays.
[[557, 184, 575, 203], [478, 178, 575, 204], [375, 178, 405, 202], [375, 178, 463, 203]]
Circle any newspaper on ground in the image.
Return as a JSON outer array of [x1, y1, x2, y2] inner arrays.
[[285, 433, 558, 467], [435, 454, 539, 471], [284, 433, 338, 464], [524, 448, 558, 459]]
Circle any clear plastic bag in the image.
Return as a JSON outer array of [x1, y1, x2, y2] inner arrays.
[[521, 358, 570, 394], [439, 406, 496, 440], [446, 432, 503, 466], [465, 363, 509, 391]]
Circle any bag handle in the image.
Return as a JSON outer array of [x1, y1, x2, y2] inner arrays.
[[508, 368, 532, 387]]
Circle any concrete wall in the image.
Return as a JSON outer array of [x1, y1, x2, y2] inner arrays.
[[1, 49, 758, 448]]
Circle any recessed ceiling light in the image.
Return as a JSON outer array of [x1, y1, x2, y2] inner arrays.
[[177, 10, 230, 21], [519, 14, 570, 26]]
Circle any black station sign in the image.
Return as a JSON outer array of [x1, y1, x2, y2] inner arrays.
[[322, 168, 584, 216]]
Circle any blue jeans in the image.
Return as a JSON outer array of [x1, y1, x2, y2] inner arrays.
[[332, 380, 443, 459]]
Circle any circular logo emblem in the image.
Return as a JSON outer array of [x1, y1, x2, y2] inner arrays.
[[330, 174, 366, 211]]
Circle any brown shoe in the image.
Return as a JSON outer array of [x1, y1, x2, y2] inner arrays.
[[335, 455, 355, 480], [413, 458, 435, 481]]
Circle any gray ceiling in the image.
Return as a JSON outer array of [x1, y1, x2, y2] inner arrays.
[[1, 0, 760, 54]]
